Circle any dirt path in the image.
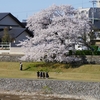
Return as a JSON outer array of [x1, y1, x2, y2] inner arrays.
[[0, 94, 81, 100]]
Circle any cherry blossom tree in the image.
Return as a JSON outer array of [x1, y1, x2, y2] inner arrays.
[[18, 5, 91, 62]]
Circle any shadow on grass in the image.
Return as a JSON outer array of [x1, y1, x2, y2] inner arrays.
[[24, 66, 31, 71], [63, 56, 87, 69], [23, 55, 96, 71], [68, 55, 96, 68]]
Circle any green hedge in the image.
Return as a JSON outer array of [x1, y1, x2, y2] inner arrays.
[[75, 50, 92, 55], [74, 50, 100, 55], [90, 45, 98, 51], [69, 50, 100, 55], [94, 51, 100, 55], [68, 45, 100, 55]]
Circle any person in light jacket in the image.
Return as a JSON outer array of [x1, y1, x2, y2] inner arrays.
[[20, 62, 23, 71]]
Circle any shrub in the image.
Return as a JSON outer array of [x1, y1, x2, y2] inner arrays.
[[75, 50, 92, 55], [90, 45, 98, 51], [93, 51, 100, 55]]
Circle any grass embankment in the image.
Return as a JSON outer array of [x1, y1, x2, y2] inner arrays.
[[0, 62, 100, 82]]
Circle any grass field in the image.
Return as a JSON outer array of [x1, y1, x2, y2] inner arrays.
[[0, 62, 100, 82]]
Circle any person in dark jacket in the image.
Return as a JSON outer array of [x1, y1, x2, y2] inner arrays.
[[46, 72, 49, 79], [40, 71, 43, 78], [42, 72, 45, 79], [37, 71, 40, 78]]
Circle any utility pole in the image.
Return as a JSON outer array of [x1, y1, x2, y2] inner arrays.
[[96, 0, 100, 7], [90, 0, 97, 24]]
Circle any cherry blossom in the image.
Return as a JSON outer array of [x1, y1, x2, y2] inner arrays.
[[18, 5, 91, 62]]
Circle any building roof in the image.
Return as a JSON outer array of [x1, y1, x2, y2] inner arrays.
[[0, 27, 33, 38], [0, 13, 25, 28], [0, 13, 33, 37], [9, 28, 33, 38], [0, 13, 8, 20], [0, 28, 3, 31], [9, 28, 27, 38]]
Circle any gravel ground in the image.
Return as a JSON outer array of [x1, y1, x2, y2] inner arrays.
[[0, 78, 99, 100]]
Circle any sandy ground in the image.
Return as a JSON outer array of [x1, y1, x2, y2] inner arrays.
[[0, 93, 82, 100]]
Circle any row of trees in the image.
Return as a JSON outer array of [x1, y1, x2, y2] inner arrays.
[[18, 4, 93, 62]]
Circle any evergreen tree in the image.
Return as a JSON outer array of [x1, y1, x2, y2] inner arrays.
[[2, 27, 11, 42]]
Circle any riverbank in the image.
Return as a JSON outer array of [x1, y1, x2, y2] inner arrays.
[[0, 93, 82, 100], [0, 78, 99, 100], [0, 91, 94, 100]]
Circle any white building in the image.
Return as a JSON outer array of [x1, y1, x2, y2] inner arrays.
[[77, 0, 100, 47]]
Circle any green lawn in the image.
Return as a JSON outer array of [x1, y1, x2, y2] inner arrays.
[[0, 62, 100, 82]]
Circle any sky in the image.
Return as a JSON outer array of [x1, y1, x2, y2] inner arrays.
[[0, 0, 94, 21]]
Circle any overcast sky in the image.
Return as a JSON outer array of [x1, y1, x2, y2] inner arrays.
[[0, 0, 93, 21]]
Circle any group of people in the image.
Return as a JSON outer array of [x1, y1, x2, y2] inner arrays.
[[19, 62, 49, 79], [37, 71, 49, 79]]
